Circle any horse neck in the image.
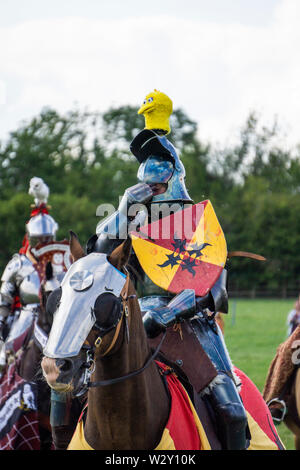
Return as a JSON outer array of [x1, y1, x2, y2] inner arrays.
[[18, 331, 42, 382], [19, 305, 50, 381], [19, 342, 42, 380], [85, 283, 170, 450]]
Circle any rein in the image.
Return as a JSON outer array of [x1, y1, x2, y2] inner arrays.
[[87, 331, 166, 388], [86, 271, 167, 388]]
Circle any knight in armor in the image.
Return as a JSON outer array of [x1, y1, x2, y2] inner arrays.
[[287, 295, 300, 337], [0, 177, 59, 368], [86, 90, 283, 450]]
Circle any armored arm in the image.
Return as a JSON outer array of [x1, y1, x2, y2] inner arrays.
[[196, 269, 228, 314], [0, 255, 20, 313], [0, 255, 21, 338], [88, 183, 153, 255]]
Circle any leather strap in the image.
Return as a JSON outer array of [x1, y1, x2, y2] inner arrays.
[[120, 272, 130, 300], [100, 310, 124, 357], [95, 272, 131, 357], [88, 330, 167, 388]]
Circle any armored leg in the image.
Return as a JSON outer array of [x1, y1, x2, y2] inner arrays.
[[50, 390, 83, 450], [189, 315, 249, 450]]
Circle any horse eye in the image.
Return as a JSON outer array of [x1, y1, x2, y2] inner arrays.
[[46, 287, 62, 316]]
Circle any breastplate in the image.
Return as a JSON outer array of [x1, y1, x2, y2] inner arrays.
[[16, 256, 41, 306]]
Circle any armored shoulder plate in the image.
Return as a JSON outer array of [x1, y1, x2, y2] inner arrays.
[[16, 254, 35, 279], [1, 254, 22, 283]]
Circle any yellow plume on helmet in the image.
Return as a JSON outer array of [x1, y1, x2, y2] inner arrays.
[[138, 89, 173, 134]]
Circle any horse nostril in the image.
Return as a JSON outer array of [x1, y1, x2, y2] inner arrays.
[[56, 359, 73, 373]]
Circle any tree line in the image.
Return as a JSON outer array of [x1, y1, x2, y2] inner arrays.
[[1, 106, 300, 297]]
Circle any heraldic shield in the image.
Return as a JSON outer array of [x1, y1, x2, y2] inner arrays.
[[30, 240, 72, 282], [130, 200, 227, 297]]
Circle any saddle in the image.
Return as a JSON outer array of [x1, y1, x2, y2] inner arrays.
[[147, 320, 222, 449], [148, 321, 218, 394]]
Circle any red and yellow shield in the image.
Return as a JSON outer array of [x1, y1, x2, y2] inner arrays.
[[130, 200, 227, 296]]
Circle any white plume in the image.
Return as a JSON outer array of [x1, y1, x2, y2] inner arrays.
[[28, 177, 50, 206]]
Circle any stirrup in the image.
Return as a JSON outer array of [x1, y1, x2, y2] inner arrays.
[[267, 398, 287, 424]]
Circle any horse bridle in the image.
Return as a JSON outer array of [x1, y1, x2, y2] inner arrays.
[[84, 270, 167, 389]]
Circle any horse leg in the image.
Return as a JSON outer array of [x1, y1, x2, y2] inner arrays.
[[295, 368, 300, 450]]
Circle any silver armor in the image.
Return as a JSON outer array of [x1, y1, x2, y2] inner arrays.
[[26, 213, 58, 238], [1, 254, 40, 307], [130, 129, 193, 204], [94, 183, 152, 255], [44, 253, 127, 359], [26, 213, 58, 247], [0, 253, 41, 345]]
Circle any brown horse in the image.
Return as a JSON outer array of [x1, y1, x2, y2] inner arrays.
[[41, 234, 221, 450], [263, 328, 300, 450], [41, 233, 286, 451]]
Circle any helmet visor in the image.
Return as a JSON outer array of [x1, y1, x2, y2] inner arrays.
[[26, 214, 58, 239], [29, 235, 54, 247], [137, 156, 174, 184]]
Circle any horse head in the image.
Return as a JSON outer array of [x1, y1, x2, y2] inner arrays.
[[41, 232, 134, 395], [38, 261, 65, 334]]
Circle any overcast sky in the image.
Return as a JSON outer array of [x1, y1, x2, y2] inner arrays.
[[0, 0, 299, 150]]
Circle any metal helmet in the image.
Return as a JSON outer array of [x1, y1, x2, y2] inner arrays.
[[130, 129, 193, 204], [26, 213, 58, 247]]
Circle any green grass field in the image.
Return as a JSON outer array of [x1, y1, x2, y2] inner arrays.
[[223, 298, 296, 450]]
